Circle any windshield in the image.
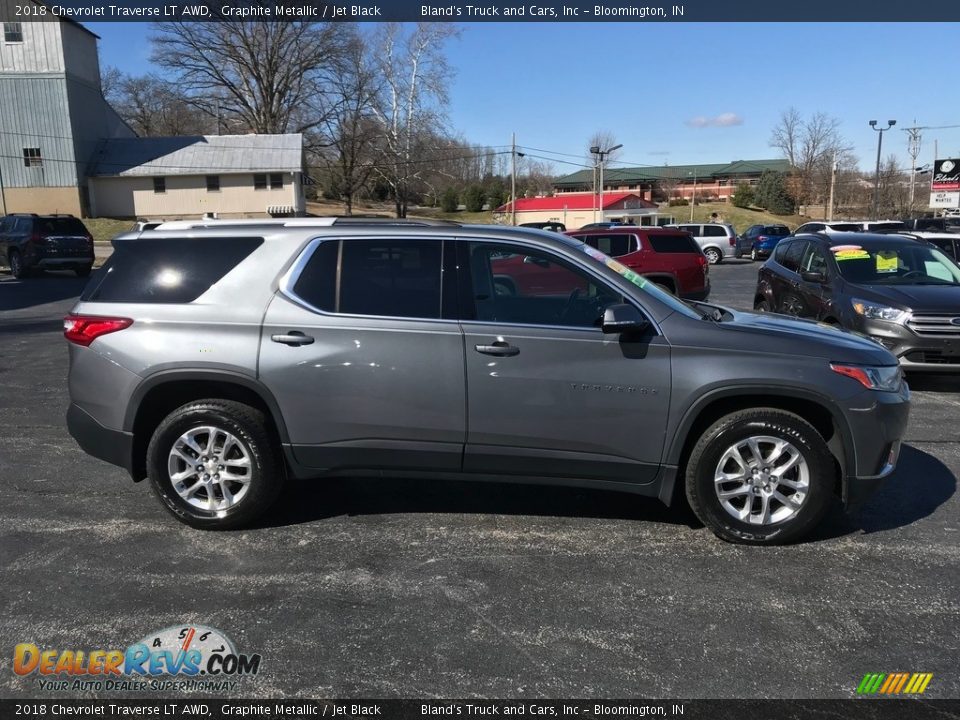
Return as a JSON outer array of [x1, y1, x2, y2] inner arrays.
[[575, 242, 702, 319], [831, 243, 960, 285], [830, 224, 862, 232]]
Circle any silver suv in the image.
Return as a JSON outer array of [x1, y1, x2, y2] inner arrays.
[[65, 218, 909, 544], [666, 223, 738, 264]]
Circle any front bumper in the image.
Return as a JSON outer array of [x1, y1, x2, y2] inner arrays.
[[841, 382, 910, 508], [67, 403, 135, 477], [857, 317, 960, 372]]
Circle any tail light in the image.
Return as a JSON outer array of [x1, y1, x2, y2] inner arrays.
[[30, 230, 44, 245], [758, 235, 768, 243], [63, 315, 133, 347], [729, 237, 736, 246]]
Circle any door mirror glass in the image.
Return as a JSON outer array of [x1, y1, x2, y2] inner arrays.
[[602, 303, 650, 334], [801, 270, 827, 283]]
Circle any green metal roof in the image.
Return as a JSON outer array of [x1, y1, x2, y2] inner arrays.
[[553, 159, 793, 187]]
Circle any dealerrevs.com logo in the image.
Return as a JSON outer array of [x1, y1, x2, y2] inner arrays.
[[14, 625, 261, 693]]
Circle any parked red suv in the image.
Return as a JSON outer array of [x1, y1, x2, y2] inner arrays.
[[565, 227, 710, 300]]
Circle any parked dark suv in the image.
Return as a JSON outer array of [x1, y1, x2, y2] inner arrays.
[[0, 214, 94, 278], [66, 219, 909, 544], [755, 233, 960, 371]]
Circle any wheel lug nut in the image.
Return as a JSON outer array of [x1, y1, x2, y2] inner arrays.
[[213, 474, 220, 481], [203, 474, 210, 481], [218, 465, 224, 470]]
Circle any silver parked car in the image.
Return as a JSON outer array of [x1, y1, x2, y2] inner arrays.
[[65, 218, 908, 544], [666, 223, 738, 264]]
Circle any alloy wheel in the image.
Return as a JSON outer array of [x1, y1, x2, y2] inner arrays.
[[166, 425, 252, 512]]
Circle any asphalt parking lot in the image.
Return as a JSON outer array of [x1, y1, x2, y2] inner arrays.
[[1, 260, 958, 699]]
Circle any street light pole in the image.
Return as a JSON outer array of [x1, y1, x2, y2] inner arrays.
[[870, 119, 896, 218], [590, 143, 622, 224]]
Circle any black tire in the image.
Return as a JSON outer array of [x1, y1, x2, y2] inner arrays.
[[145, 399, 284, 530], [755, 299, 770, 312], [684, 408, 834, 545], [9, 250, 28, 279], [704, 248, 722, 265], [75, 265, 92, 277]]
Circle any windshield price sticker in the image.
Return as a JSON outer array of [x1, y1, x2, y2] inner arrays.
[[876, 251, 899, 273]]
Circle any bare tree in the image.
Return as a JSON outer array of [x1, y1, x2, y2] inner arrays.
[[105, 72, 210, 137], [150, 21, 348, 134], [311, 31, 382, 215], [100, 65, 123, 103], [770, 108, 850, 207], [369, 23, 460, 218]]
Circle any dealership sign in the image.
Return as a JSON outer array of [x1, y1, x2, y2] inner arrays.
[[930, 158, 960, 208]]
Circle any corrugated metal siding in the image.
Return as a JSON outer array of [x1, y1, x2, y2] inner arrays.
[[0, 13, 64, 74], [89, 134, 304, 177], [0, 76, 78, 186]]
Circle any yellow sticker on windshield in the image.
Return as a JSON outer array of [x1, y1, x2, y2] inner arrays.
[[876, 251, 898, 273], [833, 248, 870, 261]]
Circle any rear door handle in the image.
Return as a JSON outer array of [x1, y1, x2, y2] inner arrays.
[[475, 341, 520, 357], [271, 331, 314, 346]]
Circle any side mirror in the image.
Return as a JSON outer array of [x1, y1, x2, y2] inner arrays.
[[523, 256, 550, 268], [801, 270, 827, 283], [602, 303, 650, 334]]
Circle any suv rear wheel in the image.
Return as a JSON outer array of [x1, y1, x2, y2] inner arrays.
[[704, 247, 722, 265], [685, 408, 834, 545], [9, 250, 27, 279], [145, 399, 284, 529]]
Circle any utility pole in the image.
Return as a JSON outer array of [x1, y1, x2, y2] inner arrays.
[[905, 123, 922, 212], [827, 152, 837, 222], [510, 132, 516, 226], [590, 143, 622, 224], [689, 168, 697, 222]]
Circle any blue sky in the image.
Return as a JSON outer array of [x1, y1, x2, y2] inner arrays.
[[88, 21, 960, 176]]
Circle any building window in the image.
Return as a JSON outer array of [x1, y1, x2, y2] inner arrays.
[[22, 147, 41, 167], [253, 174, 267, 190], [153, 177, 166, 194], [206, 175, 220, 192], [4, 23, 23, 43], [270, 173, 283, 189]]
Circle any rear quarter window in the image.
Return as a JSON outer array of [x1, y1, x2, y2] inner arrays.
[[647, 233, 701, 253], [81, 237, 263, 303]]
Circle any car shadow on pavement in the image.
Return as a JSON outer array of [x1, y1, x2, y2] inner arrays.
[[259, 475, 701, 531], [811, 443, 956, 540], [0, 273, 89, 312]]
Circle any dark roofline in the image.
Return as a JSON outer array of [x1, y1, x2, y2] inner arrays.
[[36, 1, 100, 38]]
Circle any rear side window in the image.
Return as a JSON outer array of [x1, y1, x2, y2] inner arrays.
[[81, 237, 262, 303], [773, 240, 792, 264], [647, 233, 700, 253], [292, 239, 444, 319], [782, 241, 806, 272], [37, 217, 88, 236], [576, 234, 637, 257], [702, 225, 727, 237]]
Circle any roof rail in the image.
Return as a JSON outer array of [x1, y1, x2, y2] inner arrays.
[[151, 216, 462, 231]]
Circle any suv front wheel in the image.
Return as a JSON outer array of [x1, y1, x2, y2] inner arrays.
[[145, 399, 284, 529], [685, 408, 834, 544]]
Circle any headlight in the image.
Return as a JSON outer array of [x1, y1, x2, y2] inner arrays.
[[851, 298, 909, 324], [830, 363, 903, 391]]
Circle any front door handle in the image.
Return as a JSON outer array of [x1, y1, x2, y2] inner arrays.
[[475, 341, 519, 357], [271, 331, 315, 346]]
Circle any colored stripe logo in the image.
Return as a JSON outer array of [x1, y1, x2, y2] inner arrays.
[[857, 673, 933, 695]]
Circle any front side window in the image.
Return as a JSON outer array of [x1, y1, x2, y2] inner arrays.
[[801, 244, 829, 275], [22, 147, 41, 167], [462, 242, 623, 329], [293, 239, 444, 319], [4, 22, 23, 42]]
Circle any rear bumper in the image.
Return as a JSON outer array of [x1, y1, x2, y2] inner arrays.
[[67, 403, 135, 477]]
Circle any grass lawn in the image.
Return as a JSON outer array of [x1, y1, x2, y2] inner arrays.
[[85, 217, 134, 243]]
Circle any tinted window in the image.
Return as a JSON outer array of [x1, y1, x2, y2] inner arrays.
[[773, 240, 793, 264], [677, 225, 700, 235], [293, 239, 443, 319], [576, 234, 637, 257], [782, 241, 806, 272], [648, 233, 700, 253], [763, 226, 790, 236], [81, 237, 263, 304], [703, 225, 727, 237], [801, 244, 828, 275], [36, 217, 88, 236], [464, 242, 621, 328], [830, 224, 861, 232]]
